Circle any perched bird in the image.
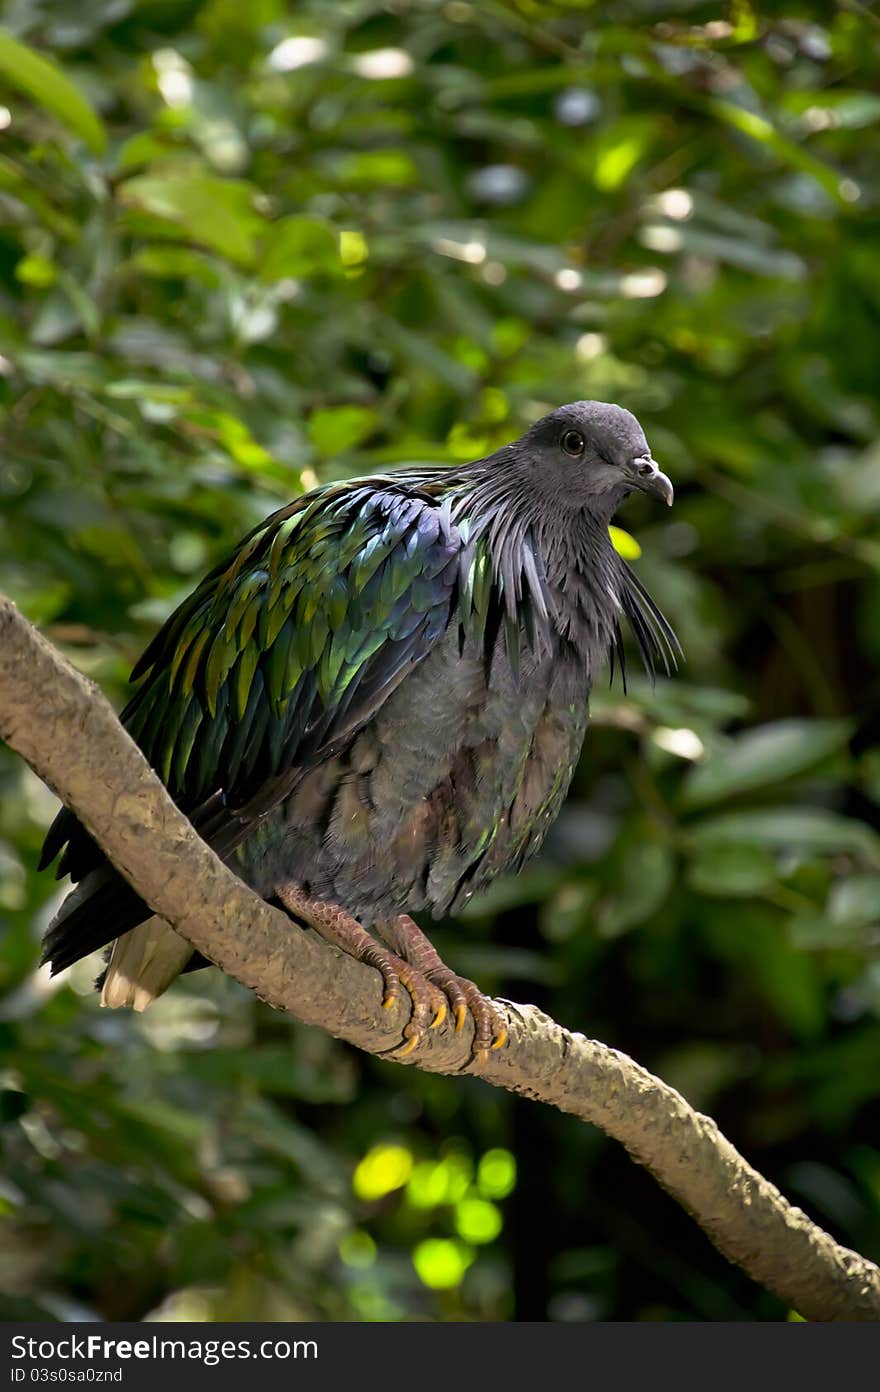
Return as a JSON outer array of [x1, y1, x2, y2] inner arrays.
[[40, 401, 678, 1056]]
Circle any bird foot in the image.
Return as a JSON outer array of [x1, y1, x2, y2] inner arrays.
[[426, 964, 508, 1063], [275, 884, 450, 1057], [274, 887, 507, 1063], [379, 914, 508, 1063]]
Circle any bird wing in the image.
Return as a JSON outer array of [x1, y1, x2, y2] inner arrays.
[[40, 478, 463, 969]]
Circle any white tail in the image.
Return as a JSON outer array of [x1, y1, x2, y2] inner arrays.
[[101, 918, 192, 1011]]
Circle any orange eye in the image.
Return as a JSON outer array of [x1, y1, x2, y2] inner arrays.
[[562, 430, 585, 457]]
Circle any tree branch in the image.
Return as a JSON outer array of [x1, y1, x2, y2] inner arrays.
[[1, 592, 878, 1322]]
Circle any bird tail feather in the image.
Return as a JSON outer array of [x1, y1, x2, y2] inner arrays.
[[100, 918, 192, 1011], [42, 869, 152, 974]]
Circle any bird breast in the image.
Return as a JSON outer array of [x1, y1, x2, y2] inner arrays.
[[236, 624, 591, 923]]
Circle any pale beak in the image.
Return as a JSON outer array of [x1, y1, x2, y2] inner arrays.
[[630, 456, 674, 507]]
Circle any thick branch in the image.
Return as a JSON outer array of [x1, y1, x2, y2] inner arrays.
[[1, 592, 878, 1322]]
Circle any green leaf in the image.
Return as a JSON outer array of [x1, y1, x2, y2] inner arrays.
[[332, 150, 418, 187], [0, 29, 106, 155], [706, 96, 846, 206], [588, 116, 654, 192], [599, 842, 674, 937], [786, 90, 880, 131], [683, 719, 852, 808], [308, 406, 378, 455], [788, 872, 880, 949], [663, 226, 805, 280], [828, 874, 880, 929], [754, 927, 825, 1039], [688, 808, 880, 864], [15, 254, 57, 288], [131, 246, 222, 286], [0, 840, 25, 909], [788, 913, 864, 951], [687, 844, 778, 898], [119, 173, 263, 266], [259, 215, 340, 281]]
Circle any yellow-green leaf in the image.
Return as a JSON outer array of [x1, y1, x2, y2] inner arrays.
[[308, 405, 378, 456], [119, 172, 263, 266], [412, 1238, 473, 1290], [15, 253, 56, 288], [609, 525, 641, 559], [353, 1144, 412, 1200]]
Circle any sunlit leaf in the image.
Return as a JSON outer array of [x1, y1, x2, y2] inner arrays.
[[412, 1238, 473, 1290], [0, 29, 106, 154], [308, 406, 378, 455], [119, 172, 263, 265], [353, 1145, 413, 1201], [455, 1197, 502, 1244], [477, 1149, 516, 1200], [609, 525, 641, 559]]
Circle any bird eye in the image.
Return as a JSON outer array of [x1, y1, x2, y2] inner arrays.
[[561, 430, 585, 457]]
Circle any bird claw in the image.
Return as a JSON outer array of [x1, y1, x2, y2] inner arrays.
[[385, 969, 507, 1063], [379, 961, 451, 1059], [424, 968, 508, 1063], [470, 1020, 508, 1067], [275, 892, 506, 1063]]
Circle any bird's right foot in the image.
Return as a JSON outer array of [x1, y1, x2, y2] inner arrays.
[[379, 914, 508, 1063], [274, 883, 448, 1056]]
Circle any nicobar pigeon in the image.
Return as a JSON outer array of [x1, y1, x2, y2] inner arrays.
[[40, 401, 678, 1058]]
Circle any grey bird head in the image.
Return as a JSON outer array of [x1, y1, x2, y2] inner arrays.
[[514, 400, 673, 518]]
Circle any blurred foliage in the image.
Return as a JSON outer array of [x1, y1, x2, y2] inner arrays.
[[1, 0, 880, 1324]]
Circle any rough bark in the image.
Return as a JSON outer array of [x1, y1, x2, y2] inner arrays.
[[1, 591, 878, 1321]]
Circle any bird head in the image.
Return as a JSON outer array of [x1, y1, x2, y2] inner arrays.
[[515, 401, 673, 519]]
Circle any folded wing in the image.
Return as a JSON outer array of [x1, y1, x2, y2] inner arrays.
[[41, 480, 463, 974]]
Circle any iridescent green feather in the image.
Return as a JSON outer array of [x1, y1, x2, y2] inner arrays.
[[108, 481, 465, 844], [43, 467, 564, 894]]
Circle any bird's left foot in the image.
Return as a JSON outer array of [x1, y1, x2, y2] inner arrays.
[[380, 914, 508, 1063]]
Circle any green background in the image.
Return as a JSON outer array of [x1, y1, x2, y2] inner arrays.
[[1, 0, 879, 1322]]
